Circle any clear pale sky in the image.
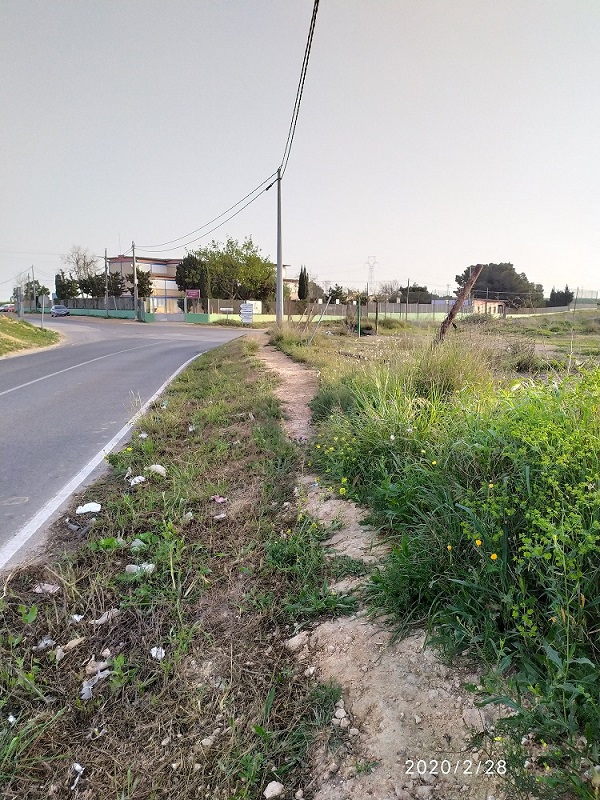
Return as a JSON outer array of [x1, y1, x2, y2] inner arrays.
[[2, 0, 599, 299]]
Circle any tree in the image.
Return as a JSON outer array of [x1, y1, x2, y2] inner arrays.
[[378, 280, 402, 302], [298, 266, 309, 301], [126, 270, 153, 298], [547, 285, 574, 307], [24, 279, 50, 306], [324, 284, 347, 303], [78, 274, 105, 298], [55, 270, 80, 300], [187, 237, 275, 301], [400, 283, 432, 303], [107, 272, 126, 297], [62, 246, 98, 281], [175, 253, 211, 311], [455, 263, 544, 309], [308, 280, 324, 301]]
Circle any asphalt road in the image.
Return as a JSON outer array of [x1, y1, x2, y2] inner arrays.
[[0, 317, 243, 564]]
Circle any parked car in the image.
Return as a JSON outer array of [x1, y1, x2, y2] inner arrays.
[[50, 304, 70, 317], [0, 303, 15, 312]]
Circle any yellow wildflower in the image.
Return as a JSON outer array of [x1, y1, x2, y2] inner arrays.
[[339, 487, 347, 495], [475, 539, 482, 547], [447, 544, 452, 551], [490, 553, 498, 561]]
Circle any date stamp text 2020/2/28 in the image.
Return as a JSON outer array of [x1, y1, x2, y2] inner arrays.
[[405, 759, 507, 777]]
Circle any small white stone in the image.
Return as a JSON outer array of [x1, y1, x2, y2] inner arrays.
[[328, 762, 339, 774], [331, 718, 341, 727], [303, 666, 316, 677], [334, 699, 345, 709], [200, 737, 214, 748], [339, 718, 350, 729], [294, 791, 304, 800], [334, 708, 347, 719], [414, 715, 422, 724], [263, 781, 285, 799], [349, 727, 359, 737]]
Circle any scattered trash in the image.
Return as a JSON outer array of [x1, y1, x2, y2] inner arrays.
[[182, 511, 193, 523], [85, 656, 111, 676], [70, 763, 85, 790], [161, 400, 168, 409], [150, 646, 166, 660], [70, 614, 84, 623], [86, 725, 107, 740], [33, 583, 60, 595], [89, 609, 119, 626], [147, 464, 167, 477], [188, 425, 196, 432], [213, 513, 227, 521], [124, 467, 132, 479], [76, 502, 101, 515], [32, 636, 56, 652], [7, 714, 16, 725], [125, 562, 156, 575], [65, 518, 81, 532], [80, 668, 111, 700], [210, 495, 227, 504], [129, 475, 146, 487], [138, 431, 148, 439], [130, 538, 147, 551], [55, 647, 65, 663]]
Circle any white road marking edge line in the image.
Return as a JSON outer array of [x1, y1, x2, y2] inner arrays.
[[0, 351, 205, 569], [0, 342, 159, 397]]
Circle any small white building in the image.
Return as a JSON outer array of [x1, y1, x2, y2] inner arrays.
[[472, 298, 506, 317]]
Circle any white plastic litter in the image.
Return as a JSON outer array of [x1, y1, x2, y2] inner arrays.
[[70, 763, 85, 790], [33, 583, 60, 595], [80, 668, 111, 700], [182, 512, 193, 523], [213, 513, 227, 521], [7, 714, 16, 725], [130, 538, 147, 550], [150, 646, 166, 660], [129, 475, 146, 486], [89, 609, 119, 626], [85, 656, 111, 676], [32, 636, 56, 652], [125, 562, 156, 575], [188, 425, 196, 432], [138, 431, 149, 439], [147, 464, 167, 477], [76, 502, 101, 514], [70, 614, 84, 623]]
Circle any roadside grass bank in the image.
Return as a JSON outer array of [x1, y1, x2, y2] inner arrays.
[[0, 316, 59, 356], [273, 326, 600, 800], [0, 338, 353, 800]]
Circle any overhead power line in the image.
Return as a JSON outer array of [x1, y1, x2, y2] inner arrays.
[[137, 172, 277, 251], [279, 0, 319, 177]]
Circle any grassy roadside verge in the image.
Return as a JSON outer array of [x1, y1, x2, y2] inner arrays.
[[0, 316, 59, 356], [0, 338, 353, 799], [273, 326, 600, 800]]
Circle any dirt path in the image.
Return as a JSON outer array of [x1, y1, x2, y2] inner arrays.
[[258, 343, 506, 800]]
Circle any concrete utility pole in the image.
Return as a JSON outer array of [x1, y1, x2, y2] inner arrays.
[[132, 241, 138, 321], [31, 264, 35, 313], [436, 264, 484, 344], [276, 168, 283, 325], [104, 248, 109, 318]]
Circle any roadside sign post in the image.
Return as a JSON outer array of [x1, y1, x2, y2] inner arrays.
[[240, 302, 254, 325], [220, 307, 234, 323]]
